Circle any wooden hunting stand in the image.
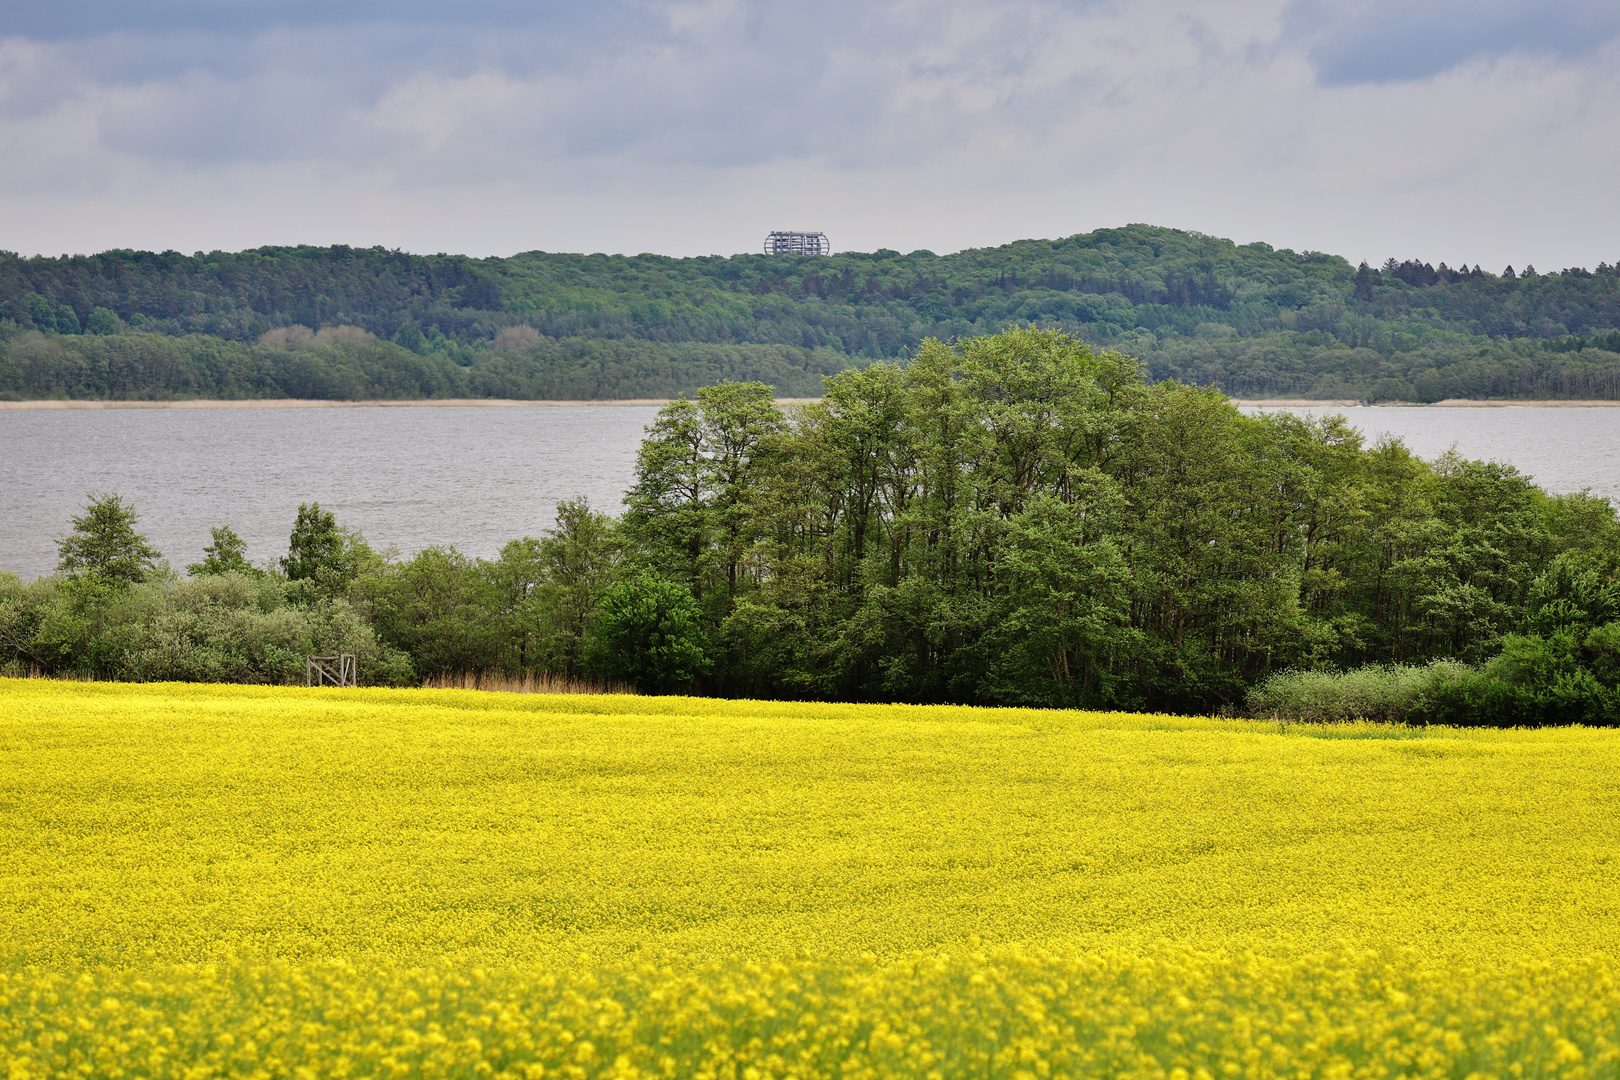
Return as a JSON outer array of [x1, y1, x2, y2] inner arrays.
[[306, 654, 357, 687]]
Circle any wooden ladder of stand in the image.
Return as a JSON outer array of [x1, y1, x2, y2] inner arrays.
[[306, 654, 357, 687]]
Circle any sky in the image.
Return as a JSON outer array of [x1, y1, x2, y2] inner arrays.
[[1, 0, 1618, 270]]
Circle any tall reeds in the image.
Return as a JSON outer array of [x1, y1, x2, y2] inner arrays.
[[420, 671, 636, 695], [1, 663, 98, 681], [4, 663, 634, 695]]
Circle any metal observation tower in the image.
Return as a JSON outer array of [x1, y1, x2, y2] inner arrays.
[[763, 231, 831, 256]]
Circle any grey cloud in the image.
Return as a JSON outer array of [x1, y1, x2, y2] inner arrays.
[[540, 2, 909, 165], [2, 0, 1118, 176], [0, 1, 620, 40], [0, 8, 660, 166], [1287, 0, 1620, 85], [97, 64, 373, 165], [531, 0, 1099, 169]]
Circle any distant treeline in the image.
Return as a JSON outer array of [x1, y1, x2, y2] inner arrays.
[[8, 330, 1620, 725], [1151, 335, 1620, 401], [0, 327, 850, 400], [4, 225, 1620, 400]]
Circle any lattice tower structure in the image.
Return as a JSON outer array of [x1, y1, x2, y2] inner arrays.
[[763, 231, 831, 256]]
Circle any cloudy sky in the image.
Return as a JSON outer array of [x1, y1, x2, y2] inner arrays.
[[2, 0, 1618, 268]]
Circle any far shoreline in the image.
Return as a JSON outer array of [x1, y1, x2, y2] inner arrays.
[[0, 398, 823, 410], [1236, 399, 1620, 408], [3, 397, 1620, 410]]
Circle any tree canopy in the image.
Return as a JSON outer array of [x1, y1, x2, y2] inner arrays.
[[55, 493, 161, 584], [187, 525, 255, 577]]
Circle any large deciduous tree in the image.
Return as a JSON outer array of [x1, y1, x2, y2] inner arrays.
[[56, 493, 161, 584], [586, 574, 710, 694]]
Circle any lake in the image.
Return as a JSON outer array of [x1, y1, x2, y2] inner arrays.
[[2, 404, 1617, 581], [0, 405, 659, 581]]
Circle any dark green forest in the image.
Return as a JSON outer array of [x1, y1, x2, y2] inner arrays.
[[8, 330, 1620, 725], [4, 225, 1620, 401]]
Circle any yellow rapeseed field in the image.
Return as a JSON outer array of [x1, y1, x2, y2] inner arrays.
[[1, 679, 1617, 1078]]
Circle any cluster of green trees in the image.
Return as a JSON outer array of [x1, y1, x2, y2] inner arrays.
[[6, 329, 1620, 723], [4, 226, 1619, 401], [0, 327, 848, 400], [0, 496, 412, 685]]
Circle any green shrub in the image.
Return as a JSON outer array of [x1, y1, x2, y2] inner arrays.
[[120, 574, 413, 686], [1, 571, 413, 685], [1246, 661, 1482, 724]]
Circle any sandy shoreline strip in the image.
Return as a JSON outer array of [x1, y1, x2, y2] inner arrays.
[[1234, 399, 1620, 408], [2, 397, 1618, 410], [0, 398, 824, 410], [1231, 399, 1365, 408]]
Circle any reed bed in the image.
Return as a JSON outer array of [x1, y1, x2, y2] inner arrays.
[[1, 664, 634, 694], [0, 663, 97, 681], [419, 670, 636, 695]]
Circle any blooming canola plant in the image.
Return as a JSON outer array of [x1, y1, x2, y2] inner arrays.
[[1, 680, 1617, 1078]]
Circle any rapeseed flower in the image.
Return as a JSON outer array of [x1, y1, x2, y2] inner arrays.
[[1, 679, 1617, 1076]]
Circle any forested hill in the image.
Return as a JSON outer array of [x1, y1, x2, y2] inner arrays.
[[4, 224, 1620, 401]]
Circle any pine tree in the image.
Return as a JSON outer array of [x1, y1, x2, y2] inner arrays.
[[281, 502, 344, 581]]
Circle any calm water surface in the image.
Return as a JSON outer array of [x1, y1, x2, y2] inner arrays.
[[1242, 405, 1620, 504], [1, 406, 659, 581], [3, 404, 1618, 580]]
